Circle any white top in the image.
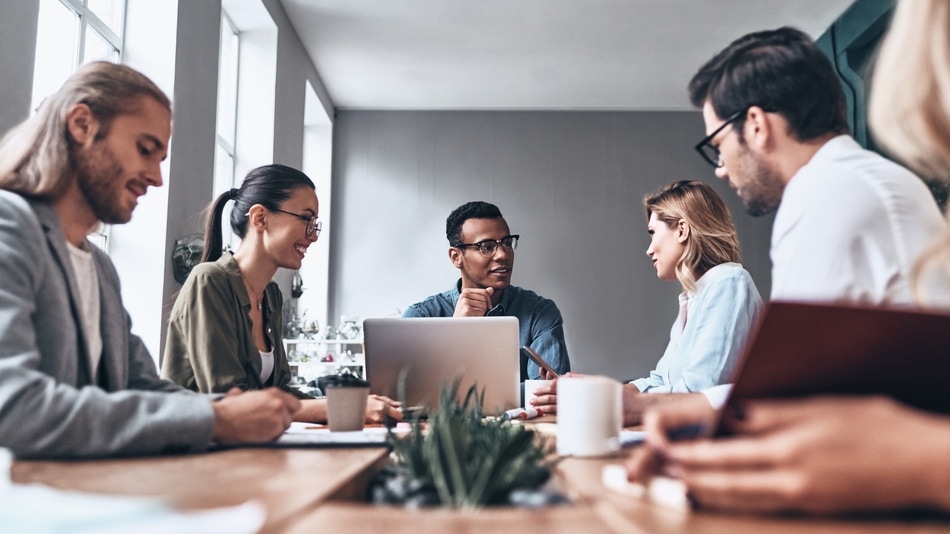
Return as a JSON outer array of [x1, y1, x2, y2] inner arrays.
[[259, 350, 274, 384], [771, 135, 948, 305], [66, 242, 102, 378]]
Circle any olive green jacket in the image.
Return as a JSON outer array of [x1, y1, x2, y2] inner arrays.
[[161, 253, 311, 400]]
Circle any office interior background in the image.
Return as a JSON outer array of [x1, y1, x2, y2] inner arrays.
[[3, 0, 889, 381]]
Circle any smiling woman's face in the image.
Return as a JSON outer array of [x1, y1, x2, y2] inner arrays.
[[263, 186, 320, 271]]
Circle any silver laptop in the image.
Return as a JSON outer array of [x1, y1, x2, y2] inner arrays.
[[363, 317, 521, 415]]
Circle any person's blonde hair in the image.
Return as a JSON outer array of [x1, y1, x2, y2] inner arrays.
[[644, 180, 741, 292], [869, 0, 950, 305], [0, 61, 170, 200]]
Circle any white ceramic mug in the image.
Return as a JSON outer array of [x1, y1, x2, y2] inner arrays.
[[556, 375, 622, 457], [326, 386, 369, 432]]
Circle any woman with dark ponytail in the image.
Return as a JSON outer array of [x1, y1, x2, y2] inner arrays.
[[161, 164, 401, 424]]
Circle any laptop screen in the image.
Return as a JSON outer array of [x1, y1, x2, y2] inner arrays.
[[363, 317, 521, 415]]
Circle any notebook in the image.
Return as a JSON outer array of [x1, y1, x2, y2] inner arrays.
[[718, 300, 950, 434], [363, 317, 521, 415]]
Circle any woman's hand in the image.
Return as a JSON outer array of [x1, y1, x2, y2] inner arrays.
[[528, 372, 587, 415], [365, 394, 403, 424], [627, 395, 950, 514]]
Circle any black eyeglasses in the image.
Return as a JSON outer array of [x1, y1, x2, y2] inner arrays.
[[455, 235, 519, 257], [694, 108, 747, 168], [272, 209, 322, 238]]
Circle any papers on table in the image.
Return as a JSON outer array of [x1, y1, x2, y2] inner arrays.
[[601, 464, 689, 510], [0, 483, 265, 533], [210, 422, 410, 450], [273, 422, 407, 447]]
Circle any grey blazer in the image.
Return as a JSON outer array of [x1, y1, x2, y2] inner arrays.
[[0, 191, 215, 458]]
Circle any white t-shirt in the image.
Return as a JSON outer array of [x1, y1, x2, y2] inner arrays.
[[67, 242, 103, 378], [771, 135, 949, 306], [259, 350, 275, 384]]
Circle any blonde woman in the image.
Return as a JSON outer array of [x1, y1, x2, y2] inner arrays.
[[531, 181, 761, 420], [626, 1, 950, 515], [632, 180, 762, 393]]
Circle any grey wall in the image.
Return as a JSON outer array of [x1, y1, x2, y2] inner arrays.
[[264, 0, 335, 293], [329, 110, 774, 381], [0, 1, 38, 133], [159, 1, 223, 353]]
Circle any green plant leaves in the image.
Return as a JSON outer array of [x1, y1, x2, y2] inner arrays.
[[385, 377, 556, 508]]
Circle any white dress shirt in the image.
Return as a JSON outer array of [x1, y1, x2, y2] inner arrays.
[[771, 135, 948, 305]]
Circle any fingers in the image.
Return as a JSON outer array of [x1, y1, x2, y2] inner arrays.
[[531, 379, 557, 396], [369, 394, 402, 408], [453, 288, 494, 316], [625, 444, 668, 483], [528, 378, 558, 414], [365, 396, 405, 423], [538, 368, 558, 380], [279, 390, 303, 414], [679, 468, 807, 513], [211, 388, 298, 444], [530, 393, 558, 414], [642, 401, 717, 451], [263, 388, 299, 433], [725, 397, 834, 436]]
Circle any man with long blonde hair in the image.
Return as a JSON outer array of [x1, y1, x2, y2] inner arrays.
[[0, 62, 300, 458]]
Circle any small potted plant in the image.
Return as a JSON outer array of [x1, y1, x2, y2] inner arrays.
[[369, 378, 567, 508]]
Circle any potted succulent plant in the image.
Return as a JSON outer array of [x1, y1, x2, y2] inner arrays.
[[368, 378, 567, 508]]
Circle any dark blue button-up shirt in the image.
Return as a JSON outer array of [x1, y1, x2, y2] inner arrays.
[[403, 280, 571, 380]]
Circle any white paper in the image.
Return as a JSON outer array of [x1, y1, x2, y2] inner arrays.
[[276, 421, 405, 446], [0, 483, 265, 533]]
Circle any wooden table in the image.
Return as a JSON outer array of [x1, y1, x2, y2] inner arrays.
[[11, 447, 389, 533], [12, 439, 950, 533]]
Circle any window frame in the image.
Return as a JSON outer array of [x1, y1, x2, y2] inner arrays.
[[33, 0, 129, 252]]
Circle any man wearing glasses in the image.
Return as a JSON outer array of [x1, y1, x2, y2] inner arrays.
[[691, 27, 944, 305], [403, 201, 571, 380]]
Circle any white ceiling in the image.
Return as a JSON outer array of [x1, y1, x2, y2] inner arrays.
[[278, 0, 857, 111]]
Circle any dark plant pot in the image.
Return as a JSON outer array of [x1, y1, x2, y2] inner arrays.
[[367, 466, 570, 509]]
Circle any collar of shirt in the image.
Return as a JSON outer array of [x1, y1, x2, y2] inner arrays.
[[786, 135, 856, 191]]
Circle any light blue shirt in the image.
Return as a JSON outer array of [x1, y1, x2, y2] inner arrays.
[[403, 280, 570, 379], [632, 263, 762, 393]]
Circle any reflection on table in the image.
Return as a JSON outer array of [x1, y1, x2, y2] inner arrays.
[[11, 423, 950, 534]]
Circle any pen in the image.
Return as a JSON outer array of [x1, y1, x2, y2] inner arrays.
[[502, 407, 540, 421]]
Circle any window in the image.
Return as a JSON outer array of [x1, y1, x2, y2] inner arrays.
[[32, 0, 126, 112], [32, 0, 126, 251], [214, 10, 241, 250]]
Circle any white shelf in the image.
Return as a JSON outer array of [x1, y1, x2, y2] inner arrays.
[[283, 338, 365, 382], [283, 338, 363, 345]]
